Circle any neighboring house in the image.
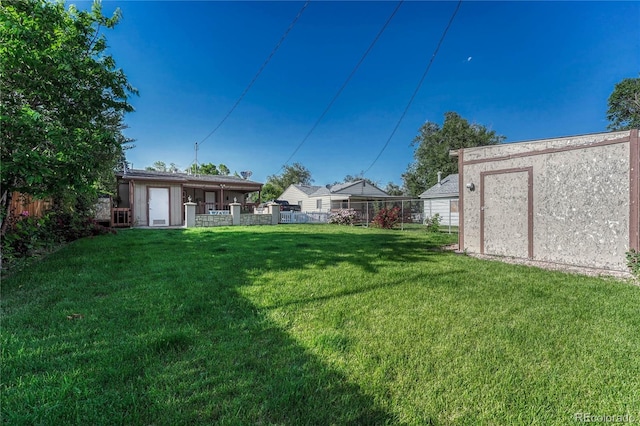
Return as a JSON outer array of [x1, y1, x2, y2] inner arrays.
[[113, 169, 263, 227], [419, 173, 459, 227], [455, 129, 639, 272], [279, 180, 395, 213]]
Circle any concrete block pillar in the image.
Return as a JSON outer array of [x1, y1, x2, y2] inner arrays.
[[229, 202, 241, 226], [267, 202, 280, 225], [184, 202, 196, 228]]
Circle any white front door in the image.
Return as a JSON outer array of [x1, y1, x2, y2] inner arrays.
[[149, 187, 170, 226]]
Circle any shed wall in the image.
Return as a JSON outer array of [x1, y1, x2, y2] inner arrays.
[[132, 182, 183, 226], [461, 131, 634, 271]]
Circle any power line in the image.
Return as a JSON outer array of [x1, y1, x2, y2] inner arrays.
[[362, 0, 462, 177], [197, 0, 311, 147], [279, 0, 405, 170]]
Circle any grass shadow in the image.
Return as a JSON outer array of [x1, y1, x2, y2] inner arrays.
[[2, 225, 444, 424]]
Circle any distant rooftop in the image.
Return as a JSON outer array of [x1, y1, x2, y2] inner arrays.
[[419, 174, 459, 198], [292, 179, 392, 198]]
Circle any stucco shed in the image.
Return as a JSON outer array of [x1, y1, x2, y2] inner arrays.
[[456, 129, 639, 272]]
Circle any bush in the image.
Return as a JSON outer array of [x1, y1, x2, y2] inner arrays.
[[328, 209, 359, 226], [2, 211, 53, 260], [371, 207, 400, 229], [627, 249, 640, 278], [1, 205, 115, 272], [425, 214, 441, 233]]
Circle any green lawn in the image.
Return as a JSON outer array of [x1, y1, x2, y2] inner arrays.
[[2, 225, 638, 425]]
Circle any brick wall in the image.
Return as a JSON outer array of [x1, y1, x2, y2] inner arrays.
[[240, 214, 273, 226], [195, 214, 233, 227], [195, 213, 273, 227]]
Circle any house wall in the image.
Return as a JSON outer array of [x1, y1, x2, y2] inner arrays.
[[315, 196, 350, 212], [116, 183, 130, 207], [284, 193, 333, 212], [222, 190, 246, 205], [132, 182, 183, 226], [279, 186, 312, 210], [302, 198, 325, 212], [460, 130, 638, 271], [424, 198, 459, 227]]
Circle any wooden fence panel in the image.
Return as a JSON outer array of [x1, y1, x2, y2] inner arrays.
[[9, 192, 51, 219]]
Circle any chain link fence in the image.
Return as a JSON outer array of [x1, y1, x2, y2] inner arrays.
[[287, 199, 458, 232]]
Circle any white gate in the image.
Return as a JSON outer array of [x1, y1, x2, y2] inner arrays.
[[280, 211, 306, 223], [280, 211, 329, 224]]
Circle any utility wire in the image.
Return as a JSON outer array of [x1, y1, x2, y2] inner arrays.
[[279, 0, 405, 170], [198, 0, 311, 147], [362, 0, 462, 176]]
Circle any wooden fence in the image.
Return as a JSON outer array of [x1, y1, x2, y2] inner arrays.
[[8, 192, 51, 219]]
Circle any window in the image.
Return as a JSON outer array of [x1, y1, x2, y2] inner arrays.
[[316, 199, 323, 209]]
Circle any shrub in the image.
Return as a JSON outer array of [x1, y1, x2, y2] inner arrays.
[[627, 249, 640, 278], [371, 207, 400, 229], [1, 203, 115, 273], [2, 212, 53, 259], [425, 213, 441, 233], [328, 209, 359, 226]]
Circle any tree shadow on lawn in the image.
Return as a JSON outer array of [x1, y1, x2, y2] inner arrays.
[[2, 227, 453, 424], [190, 226, 446, 274]]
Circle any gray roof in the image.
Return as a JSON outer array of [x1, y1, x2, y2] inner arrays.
[[116, 169, 262, 187], [291, 180, 391, 198], [310, 187, 332, 196], [294, 184, 324, 196], [419, 174, 459, 198], [330, 180, 391, 197]]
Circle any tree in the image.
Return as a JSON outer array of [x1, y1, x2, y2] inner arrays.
[[146, 161, 168, 172], [218, 164, 230, 176], [199, 163, 219, 175], [402, 112, 504, 196], [185, 162, 231, 176], [262, 163, 312, 201], [0, 0, 137, 232], [384, 182, 404, 196], [607, 76, 640, 131], [259, 183, 281, 203], [330, 174, 379, 187]]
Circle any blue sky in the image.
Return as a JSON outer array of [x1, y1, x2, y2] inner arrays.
[[95, 1, 639, 187]]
